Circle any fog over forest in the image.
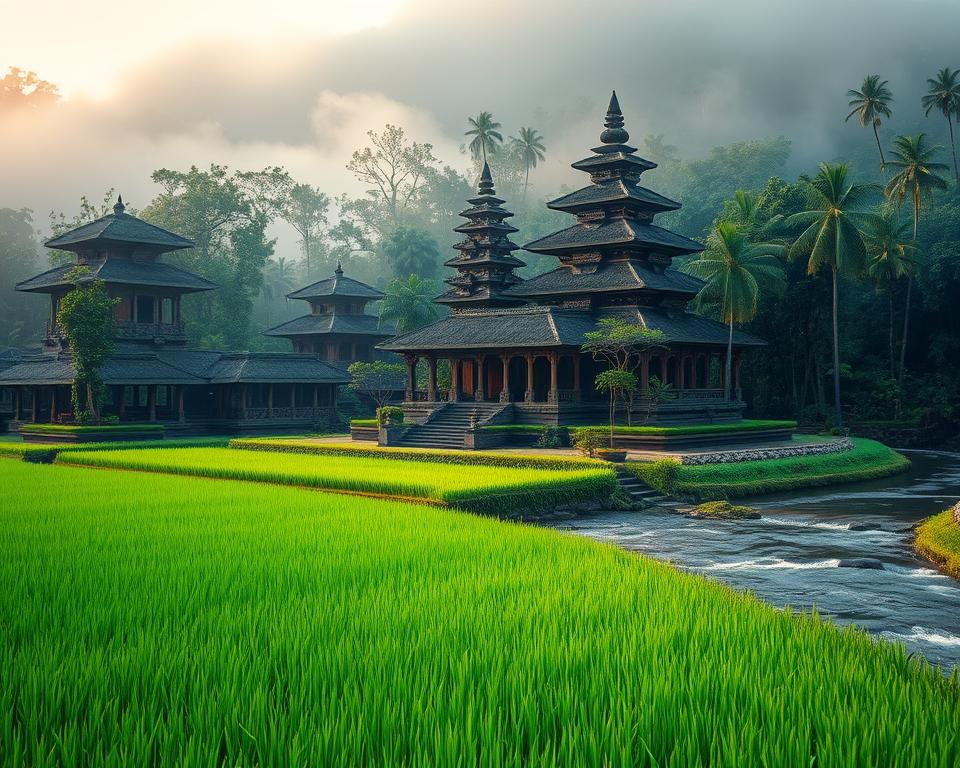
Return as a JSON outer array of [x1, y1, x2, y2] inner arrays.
[[2, 0, 959, 247]]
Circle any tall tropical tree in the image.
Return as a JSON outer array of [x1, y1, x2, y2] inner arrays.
[[787, 163, 876, 428], [512, 127, 546, 196], [883, 134, 949, 385], [863, 211, 915, 379], [465, 112, 503, 164], [378, 274, 441, 334], [845, 75, 893, 168], [921, 67, 960, 183], [684, 222, 785, 401]]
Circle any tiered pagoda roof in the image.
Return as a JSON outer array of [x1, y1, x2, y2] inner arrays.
[[436, 162, 526, 310], [287, 263, 385, 302], [504, 91, 703, 305]]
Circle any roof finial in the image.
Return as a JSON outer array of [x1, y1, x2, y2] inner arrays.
[[478, 161, 496, 197], [335, 259, 343, 277], [113, 194, 126, 216], [600, 90, 630, 144]]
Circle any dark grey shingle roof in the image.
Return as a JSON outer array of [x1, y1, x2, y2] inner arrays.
[[503, 261, 703, 298], [548, 180, 680, 213], [263, 313, 394, 337], [524, 218, 703, 256], [16, 259, 217, 293], [206, 354, 350, 384], [0, 352, 206, 385], [379, 307, 597, 351], [44, 211, 194, 251], [287, 274, 384, 301]]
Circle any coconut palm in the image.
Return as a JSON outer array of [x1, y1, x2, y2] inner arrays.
[[684, 222, 785, 401], [260, 257, 298, 326], [921, 67, 960, 183], [864, 211, 915, 379], [465, 112, 503, 164], [845, 75, 893, 168], [378, 274, 441, 334], [512, 127, 546, 196], [787, 163, 877, 428], [883, 134, 949, 386]]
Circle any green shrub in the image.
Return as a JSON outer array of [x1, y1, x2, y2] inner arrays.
[[229, 438, 604, 471], [350, 419, 378, 428], [19, 423, 165, 435], [535, 425, 563, 449], [690, 501, 759, 519], [627, 458, 681, 495], [1, 436, 230, 463], [376, 406, 405, 427], [569, 420, 796, 439]]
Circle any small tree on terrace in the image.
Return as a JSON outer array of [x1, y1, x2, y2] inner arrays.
[[55, 266, 119, 421], [347, 360, 406, 412], [594, 369, 638, 447], [581, 317, 666, 427]]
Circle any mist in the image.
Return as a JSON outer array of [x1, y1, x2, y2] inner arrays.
[[2, 0, 958, 238]]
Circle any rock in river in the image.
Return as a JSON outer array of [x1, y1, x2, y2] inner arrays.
[[838, 558, 885, 570]]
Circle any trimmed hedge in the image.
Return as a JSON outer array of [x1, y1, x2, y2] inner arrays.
[[19, 423, 165, 435], [229, 437, 604, 471], [0, 437, 231, 463], [914, 510, 960, 579], [349, 419, 378, 428], [626, 438, 909, 499], [480, 420, 796, 437], [630, 458, 681, 495]]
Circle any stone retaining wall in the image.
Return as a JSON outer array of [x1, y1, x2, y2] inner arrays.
[[680, 438, 852, 466], [953, 501, 960, 525]]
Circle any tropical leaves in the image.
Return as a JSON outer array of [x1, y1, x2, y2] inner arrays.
[[884, 134, 950, 239], [464, 112, 503, 163], [921, 67, 960, 182], [846, 75, 893, 167], [378, 273, 441, 334]]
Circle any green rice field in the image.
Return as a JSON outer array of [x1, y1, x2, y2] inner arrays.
[[57, 446, 616, 515], [1, 459, 958, 765]]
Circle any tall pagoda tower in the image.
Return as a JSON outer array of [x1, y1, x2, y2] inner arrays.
[[436, 162, 526, 311], [504, 91, 704, 310]]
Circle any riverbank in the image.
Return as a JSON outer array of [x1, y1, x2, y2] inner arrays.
[[2, 458, 958, 764], [628, 437, 909, 499], [915, 505, 960, 579]]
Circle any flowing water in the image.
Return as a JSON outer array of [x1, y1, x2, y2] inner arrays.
[[560, 450, 960, 671]]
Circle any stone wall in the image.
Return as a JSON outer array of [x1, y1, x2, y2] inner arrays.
[[953, 501, 960, 526], [680, 438, 852, 466]]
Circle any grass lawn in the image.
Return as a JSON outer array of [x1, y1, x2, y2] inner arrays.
[[57, 446, 616, 515], [482, 419, 797, 436], [628, 438, 910, 499], [1, 459, 958, 765], [0, 436, 231, 462], [915, 510, 960, 579]]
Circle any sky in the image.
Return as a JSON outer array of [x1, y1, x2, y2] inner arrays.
[[2, 0, 959, 252]]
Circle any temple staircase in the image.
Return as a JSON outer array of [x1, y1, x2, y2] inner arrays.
[[613, 466, 680, 510], [395, 402, 508, 449]]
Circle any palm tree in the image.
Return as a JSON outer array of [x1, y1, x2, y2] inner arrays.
[[260, 257, 297, 326], [845, 75, 893, 168], [883, 134, 949, 386], [464, 112, 503, 164], [685, 223, 785, 401], [921, 67, 960, 183], [787, 163, 876, 428], [378, 274, 441, 334], [864, 211, 915, 379], [512, 127, 546, 196]]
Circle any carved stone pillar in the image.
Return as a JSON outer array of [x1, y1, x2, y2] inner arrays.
[[474, 355, 485, 401], [500, 354, 511, 403], [525, 353, 534, 402], [426, 357, 437, 402], [178, 387, 186, 423], [640, 353, 650, 391], [548, 352, 559, 403], [404, 354, 417, 402], [678, 352, 686, 389], [49, 388, 56, 422], [449, 358, 460, 402], [148, 385, 157, 422]]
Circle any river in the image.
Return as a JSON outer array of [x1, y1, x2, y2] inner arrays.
[[560, 450, 960, 671]]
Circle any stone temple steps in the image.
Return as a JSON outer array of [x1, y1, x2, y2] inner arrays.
[[613, 466, 680, 510], [395, 402, 508, 449]]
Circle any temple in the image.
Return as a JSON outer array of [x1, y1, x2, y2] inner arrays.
[[263, 262, 395, 365], [380, 92, 763, 446], [0, 197, 347, 434]]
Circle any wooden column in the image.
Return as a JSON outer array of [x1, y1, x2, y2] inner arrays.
[[734, 352, 743, 400], [499, 354, 511, 403], [240, 385, 247, 419], [474, 355, 485, 402], [427, 357, 437, 402], [14, 388, 20, 421], [118, 386, 126, 420], [525, 353, 534, 402], [148, 385, 157, 422], [572, 353, 582, 401], [178, 387, 185, 423], [404, 355, 416, 402], [267, 384, 274, 418], [449, 359, 460, 402], [678, 352, 686, 389], [548, 352, 558, 403], [49, 388, 56, 422], [640, 354, 650, 391], [291, 384, 297, 416], [313, 385, 319, 407], [31, 387, 37, 423]]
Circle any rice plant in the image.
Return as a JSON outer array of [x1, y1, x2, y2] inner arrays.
[[1, 459, 957, 766]]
